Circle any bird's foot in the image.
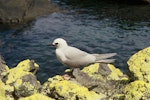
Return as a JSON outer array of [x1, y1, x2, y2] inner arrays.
[[62, 74, 71, 80]]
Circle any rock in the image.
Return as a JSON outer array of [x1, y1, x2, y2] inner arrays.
[[41, 75, 103, 100], [15, 59, 39, 74], [0, 80, 14, 100], [6, 59, 39, 84], [127, 46, 150, 82], [0, 80, 6, 100], [72, 63, 128, 99], [5, 59, 41, 97], [82, 63, 128, 81], [19, 93, 55, 100], [2, 46, 150, 99], [124, 80, 150, 100], [144, 0, 150, 3], [14, 74, 41, 97], [0, 55, 9, 80], [0, 0, 60, 25], [40, 63, 128, 100]]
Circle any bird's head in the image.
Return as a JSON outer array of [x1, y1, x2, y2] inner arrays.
[[52, 38, 68, 48]]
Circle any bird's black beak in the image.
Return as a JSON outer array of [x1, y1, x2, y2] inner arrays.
[[47, 44, 54, 47]]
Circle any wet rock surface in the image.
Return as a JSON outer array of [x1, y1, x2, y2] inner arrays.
[[0, 0, 60, 25]]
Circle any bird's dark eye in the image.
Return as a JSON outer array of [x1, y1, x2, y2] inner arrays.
[[55, 43, 58, 45]]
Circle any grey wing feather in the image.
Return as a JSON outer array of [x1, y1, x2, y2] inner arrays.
[[62, 46, 95, 67], [64, 46, 89, 60]]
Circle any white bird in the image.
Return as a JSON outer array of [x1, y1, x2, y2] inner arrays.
[[52, 38, 116, 68]]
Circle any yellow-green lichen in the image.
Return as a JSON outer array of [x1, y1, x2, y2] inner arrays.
[[0, 80, 6, 100], [112, 94, 125, 100], [82, 63, 100, 74], [127, 47, 150, 82], [16, 59, 39, 73], [49, 75, 102, 100], [14, 79, 23, 88], [124, 80, 150, 100], [5, 85, 14, 93], [14, 74, 40, 97], [19, 93, 54, 100], [6, 59, 39, 85], [82, 63, 103, 80], [0, 80, 14, 100], [14, 81, 38, 97], [6, 68, 31, 84], [82, 63, 128, 81], [107, 64, 127, 80], [1, 65, 9, 76]]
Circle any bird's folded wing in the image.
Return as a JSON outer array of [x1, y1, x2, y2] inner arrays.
[[64, 46, 89, 60]]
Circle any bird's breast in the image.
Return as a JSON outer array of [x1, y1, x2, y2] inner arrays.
[[55, 49, 67, 63]]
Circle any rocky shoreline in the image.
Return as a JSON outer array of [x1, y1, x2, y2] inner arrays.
[[0, 0, 60, 26], [0, 0, 150, 27], [0, 46, 150, 100]]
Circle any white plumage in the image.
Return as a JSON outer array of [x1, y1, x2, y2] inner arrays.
[[52, 38, 116, 68]]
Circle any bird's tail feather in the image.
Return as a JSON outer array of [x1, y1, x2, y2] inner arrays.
[[95, 59, 116, 63], [92, 53, 117, 60], [92, 53, 117, 63]]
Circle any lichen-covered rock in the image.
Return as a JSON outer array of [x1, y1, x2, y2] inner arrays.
[[82, 63, 128, 81], [0, 80, 6, 100], [6, 59, 39, 84], [19, 93, 55, 100], [15, 59, 39, 74], [0, 80, 14, 100], [72, 63, 128, 99], [127, 46, 150, 82], [6, 68, 31, 85], [42, 75, 103, 100], [107, 64, 127, 80], [81, 63, 103, 80], [14, 74, 41, 97], [5, 59, 41, 97], [124, 80, 150, 100]]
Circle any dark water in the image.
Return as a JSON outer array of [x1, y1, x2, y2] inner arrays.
[[0, 1, 150, 83]]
